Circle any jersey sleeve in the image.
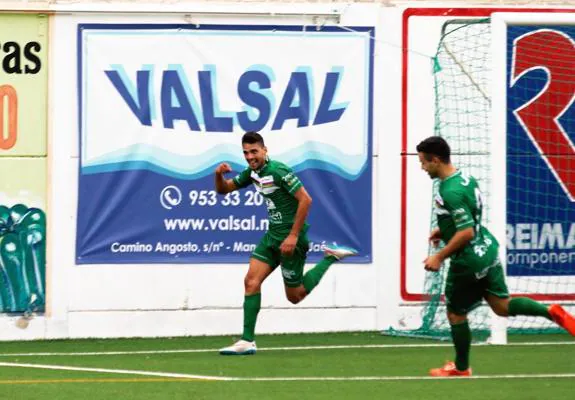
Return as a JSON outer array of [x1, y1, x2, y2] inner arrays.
[[232, 168, 252, 189], [275, 164, 303, 195], [442, 190, 474, 230]]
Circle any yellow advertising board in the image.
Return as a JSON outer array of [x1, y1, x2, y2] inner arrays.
[[0, 13, 47, 314]]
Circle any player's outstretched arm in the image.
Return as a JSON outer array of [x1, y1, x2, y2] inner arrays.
[[214, 163, 238, 194]]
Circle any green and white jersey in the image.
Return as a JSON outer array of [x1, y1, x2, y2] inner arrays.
[[233, 159, 308, 239], [435, 170, 499, 271]]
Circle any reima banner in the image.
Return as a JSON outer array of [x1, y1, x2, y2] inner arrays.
[[76, 24, 373, 264], [506, 25, 575, 276]]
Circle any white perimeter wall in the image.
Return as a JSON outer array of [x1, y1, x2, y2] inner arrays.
[[0, 2, 570, 340]]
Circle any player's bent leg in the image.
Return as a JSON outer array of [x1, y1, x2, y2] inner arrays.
[[549, 304, 575, 336], [299, 243, 357, 295], [485, 294, 552, 320], [301, 258, 333, 294], [220, 258, 273, 356], [281, 238, 309, 297], [484, 261, 552, 321], [505, 296, 552, 320], [280, 242, 359, 303]]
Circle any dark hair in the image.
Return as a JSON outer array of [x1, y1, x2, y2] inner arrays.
[[242, 131, 265, 147], [416, 136, 451, 163]]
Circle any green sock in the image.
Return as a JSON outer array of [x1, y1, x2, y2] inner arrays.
[[450, 321, 471, 371], [508, 297, 551, 320], [241, 293, 261, 342], [303, 256, 337, 293]]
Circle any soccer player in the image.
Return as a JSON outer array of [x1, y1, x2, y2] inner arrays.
[[215, 131, 357, 355], [417, 136, 575, 377]]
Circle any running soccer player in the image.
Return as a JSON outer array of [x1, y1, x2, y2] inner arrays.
[[417, 136, 575, 377]]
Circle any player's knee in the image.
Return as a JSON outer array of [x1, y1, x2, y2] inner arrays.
[[244, 276, 262, 293], [487, 297, 510, 317], [447, 311, 467, 325], [492, 305, 509, 317], [494, 309, 509, 317], [286, 293, 303, 304]]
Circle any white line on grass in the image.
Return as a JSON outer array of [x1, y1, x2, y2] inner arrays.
[[248, 374, 575, 381], [0, 362, 232, 381], [0, 341, 572, 357], [0, 361, 574, 382]]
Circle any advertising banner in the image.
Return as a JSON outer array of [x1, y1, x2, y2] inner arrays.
[[76, 24, 373, 263], [507, 25, 575, 276]]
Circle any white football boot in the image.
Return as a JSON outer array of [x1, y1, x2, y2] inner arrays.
[[219, 339, 257, 355], [324, 244, 358, 260]]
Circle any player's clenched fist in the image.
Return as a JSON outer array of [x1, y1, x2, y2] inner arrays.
[[215, 163, 232, 174]]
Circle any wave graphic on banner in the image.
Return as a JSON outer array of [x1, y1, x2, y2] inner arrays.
[[82, 142, 367, 180]]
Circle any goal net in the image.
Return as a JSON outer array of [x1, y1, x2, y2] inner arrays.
[[388, 17, 575, 341]]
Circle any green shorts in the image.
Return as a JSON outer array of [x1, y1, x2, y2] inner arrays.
[[251, 232, 310, 287], [445, 260, 510, 315]]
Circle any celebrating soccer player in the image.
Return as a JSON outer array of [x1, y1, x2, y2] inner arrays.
[[215, 131, 357, 355]]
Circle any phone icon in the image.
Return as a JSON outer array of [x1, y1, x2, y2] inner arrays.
[[160, 185, 182, 210]]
